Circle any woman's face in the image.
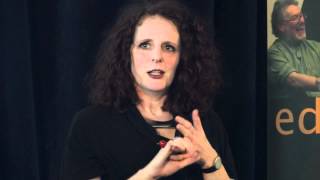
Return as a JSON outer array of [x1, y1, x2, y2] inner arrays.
[[131, 15, 180, 96]]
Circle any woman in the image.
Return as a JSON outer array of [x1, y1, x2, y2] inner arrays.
[[61, 0, 236, 179]]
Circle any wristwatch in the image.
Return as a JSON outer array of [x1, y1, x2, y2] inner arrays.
[[202, 156, 222, 173]]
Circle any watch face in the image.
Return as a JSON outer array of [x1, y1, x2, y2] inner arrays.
[[215, 157, 222, 169]]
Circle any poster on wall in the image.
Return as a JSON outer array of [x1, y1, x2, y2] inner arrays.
[[267, 0, 320, 180]]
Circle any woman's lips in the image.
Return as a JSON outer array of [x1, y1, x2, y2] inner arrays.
[[147, 69, 164, 79]]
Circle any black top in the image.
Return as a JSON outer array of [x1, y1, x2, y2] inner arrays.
[[60, 105, 237, 180]]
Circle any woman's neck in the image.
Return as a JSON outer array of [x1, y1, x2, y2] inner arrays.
[[136, 89, 172, 121]]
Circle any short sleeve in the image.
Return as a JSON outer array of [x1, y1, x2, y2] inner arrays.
[[60, 111, 106, 180], [310, 40, 320, 56], [268, 47, 297, 84]]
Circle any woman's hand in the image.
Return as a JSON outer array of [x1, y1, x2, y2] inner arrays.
[[175, 109, 218, 169], [128, 138, 200, 180]]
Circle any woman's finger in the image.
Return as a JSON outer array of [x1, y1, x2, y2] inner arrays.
[[192, 109, 204, 131], [176, 124, 195, 140], [169, 152, 193, 161], [175, 116, 193, 128], [172, 152, 200, 167], [171, 138, 187, 154], [153, 140, 174, 163]]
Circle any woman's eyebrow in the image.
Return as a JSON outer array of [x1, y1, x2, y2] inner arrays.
[[136, 39, 152, 43], [163, 41, 179, 47]]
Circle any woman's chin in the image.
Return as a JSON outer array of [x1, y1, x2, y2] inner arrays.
[[135, 82, 170, 96], [148, 88, 167, 94], [141, 86, 168, 95]]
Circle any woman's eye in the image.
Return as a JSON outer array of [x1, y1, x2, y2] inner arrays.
[[139, 42, 151, 49], [164, 44, 176, 52]]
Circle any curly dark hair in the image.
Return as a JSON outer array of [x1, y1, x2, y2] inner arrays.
[[271, 0, 299, 38], [88, 0, 221, 115]]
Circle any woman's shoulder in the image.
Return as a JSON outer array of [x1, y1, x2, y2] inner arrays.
[[70, 105, 124, 132]]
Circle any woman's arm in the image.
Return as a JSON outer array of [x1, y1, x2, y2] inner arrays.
[[175, 109, 231, 180], [129, 138, 200, 180]]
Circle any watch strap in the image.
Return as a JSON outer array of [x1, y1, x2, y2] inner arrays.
[[201, 156, 222, 174], [202, 165, 218, 173]]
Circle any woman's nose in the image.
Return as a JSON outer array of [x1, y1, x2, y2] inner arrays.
[[152, 57, 163, 63], [151, 48, 163, 63]]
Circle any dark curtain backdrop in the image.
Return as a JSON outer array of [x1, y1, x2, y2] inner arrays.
[[1, 0, 266, 179], [302, 0, 320, 42]]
